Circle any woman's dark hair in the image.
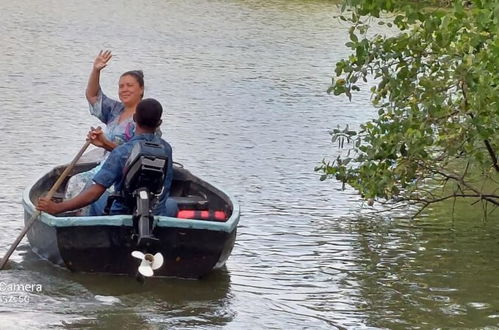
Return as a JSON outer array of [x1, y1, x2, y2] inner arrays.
[[121, 70, 145, 97], [135, 98, 163, 129]]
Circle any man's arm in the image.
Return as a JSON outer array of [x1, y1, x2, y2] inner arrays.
[[37, 184, 106, 215]]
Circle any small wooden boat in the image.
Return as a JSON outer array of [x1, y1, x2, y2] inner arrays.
[[22, 155, 239, 279]]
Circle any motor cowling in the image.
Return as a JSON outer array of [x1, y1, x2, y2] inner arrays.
[[122, 140, 168, 208], [122, 141, 169, 251]]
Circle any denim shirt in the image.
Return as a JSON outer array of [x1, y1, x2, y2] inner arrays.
[[92, 133, 173, 215]]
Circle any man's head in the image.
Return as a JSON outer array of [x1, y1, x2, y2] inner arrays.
[[134, 98, 163, 131]]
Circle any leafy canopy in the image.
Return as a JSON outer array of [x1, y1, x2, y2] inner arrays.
[[318, 0, 498, 216]]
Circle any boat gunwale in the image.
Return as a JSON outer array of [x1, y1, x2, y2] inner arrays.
[[23, 166, 240, 233]]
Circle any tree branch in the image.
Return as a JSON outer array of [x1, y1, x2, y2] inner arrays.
[[461, 80, 499, 172], [433, 169, 499, 206], [484, 140, 499, 172]]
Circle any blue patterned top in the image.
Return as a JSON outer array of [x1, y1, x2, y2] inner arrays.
[[89, 90, 135, 145]]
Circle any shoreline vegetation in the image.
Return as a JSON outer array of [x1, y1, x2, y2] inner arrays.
[[318, 0, 498, 218]]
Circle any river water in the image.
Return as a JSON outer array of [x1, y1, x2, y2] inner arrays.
[[1, 0, 498, 328]]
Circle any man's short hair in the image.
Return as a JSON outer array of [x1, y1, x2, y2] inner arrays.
[[135, 98, 163, 129]]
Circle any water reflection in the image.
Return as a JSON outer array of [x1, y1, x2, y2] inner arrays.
[[350, 204, 499, 328], [2, 249, 234, 329]]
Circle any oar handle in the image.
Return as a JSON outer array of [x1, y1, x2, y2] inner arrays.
[[0, 140, 92, 270]]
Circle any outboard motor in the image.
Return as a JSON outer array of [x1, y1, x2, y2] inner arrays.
[[121, 140, 169, 251]]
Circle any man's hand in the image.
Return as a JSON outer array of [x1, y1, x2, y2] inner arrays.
[[37, 197, 62, 215]]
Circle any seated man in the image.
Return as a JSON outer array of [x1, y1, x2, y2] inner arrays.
[[38, 98, 176, 217]]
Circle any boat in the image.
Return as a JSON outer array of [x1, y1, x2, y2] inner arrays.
[[22, 153, 239, 279]]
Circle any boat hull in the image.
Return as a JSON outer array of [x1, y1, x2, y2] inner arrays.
[[23, 163, 239, 279]]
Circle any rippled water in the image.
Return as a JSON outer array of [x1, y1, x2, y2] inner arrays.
[[0, 0, 498, 328]]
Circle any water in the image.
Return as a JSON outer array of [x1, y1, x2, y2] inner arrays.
[[0, 0, 498, 328]]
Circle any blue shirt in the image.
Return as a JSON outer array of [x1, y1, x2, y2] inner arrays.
[[92, 133, 173, 215]]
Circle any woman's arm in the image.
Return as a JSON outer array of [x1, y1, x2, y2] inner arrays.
[[86, 50, 112, 105]]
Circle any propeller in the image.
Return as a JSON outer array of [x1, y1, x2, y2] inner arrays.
[[131, 251, 164, 277]]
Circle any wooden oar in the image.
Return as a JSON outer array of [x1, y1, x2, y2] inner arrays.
[[0, 140, 92, 270]]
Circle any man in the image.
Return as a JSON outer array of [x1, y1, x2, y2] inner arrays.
[[38, 98, 176, 216]]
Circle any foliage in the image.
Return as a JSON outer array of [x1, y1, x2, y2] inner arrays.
[[318, 0, 499, 216]]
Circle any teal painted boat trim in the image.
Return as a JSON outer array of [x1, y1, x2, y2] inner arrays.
[[23, 182, 240, 233]]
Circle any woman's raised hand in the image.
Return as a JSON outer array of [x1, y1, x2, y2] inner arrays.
[[93, 50, 112, 72]]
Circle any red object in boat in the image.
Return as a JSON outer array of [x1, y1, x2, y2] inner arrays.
[[177, 210, 227, 221]]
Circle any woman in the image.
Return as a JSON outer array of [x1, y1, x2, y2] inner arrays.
[[66, 50, 150, 215], [86, 50, 145, 149]]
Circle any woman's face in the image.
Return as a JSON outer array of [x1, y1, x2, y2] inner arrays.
[[118, 74, 144, 108]]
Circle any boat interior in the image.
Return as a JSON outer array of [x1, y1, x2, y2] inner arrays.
[[29, 161, 233, 222]]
